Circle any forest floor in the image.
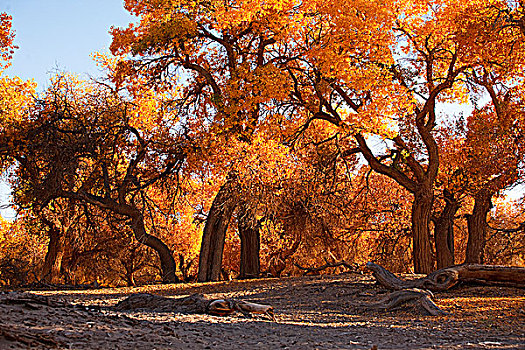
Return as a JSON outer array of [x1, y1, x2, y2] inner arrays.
[[0, 273, 524, 349]]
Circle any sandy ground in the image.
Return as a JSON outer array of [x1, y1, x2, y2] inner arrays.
[[1, 273, 524, 349]]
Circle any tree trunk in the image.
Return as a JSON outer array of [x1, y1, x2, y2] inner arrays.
[[124, 268, 136, 287], [434, 189, 460, 269], [41, 218, 64, 284], [465, 189, 493, 264], [198, 179, 237, 282], [411, 189, 434, 274], [238, 206, 260, 279], [129, 213, 178, 283], [354, 133, 438, 275], [367, 262, 525, 291]]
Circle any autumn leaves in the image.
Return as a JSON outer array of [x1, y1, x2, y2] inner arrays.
[[0, 0, 524, 285]]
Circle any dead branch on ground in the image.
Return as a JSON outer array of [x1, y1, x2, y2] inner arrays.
[[294, 260, 361, 275], [113, 293, 275, 320]]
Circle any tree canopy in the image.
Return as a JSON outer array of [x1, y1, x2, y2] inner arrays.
[[0, 1, 524, 286]]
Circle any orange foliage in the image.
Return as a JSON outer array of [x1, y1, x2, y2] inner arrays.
[[1, 1, 525, 287], [0, 12, 16, 70], [0, 217, 47, 286]]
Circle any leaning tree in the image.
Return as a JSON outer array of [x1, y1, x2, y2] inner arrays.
[[0, 75, 186, 283]]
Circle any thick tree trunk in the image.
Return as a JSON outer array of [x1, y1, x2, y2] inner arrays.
[[198, 179, 237, 282], [125, 270, 135, 287], [129, 213, 178, 283], [367, 262, 525, 291], [122, 259, 136, 287], [434, 189, 460, 269], [412, 189, 434, 274], [238, 206, 260, 279], [41, 218, 64, 284], [465, 189, 493, 264]]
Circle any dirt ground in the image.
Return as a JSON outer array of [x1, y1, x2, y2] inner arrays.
[[1, 273, 524, 349]]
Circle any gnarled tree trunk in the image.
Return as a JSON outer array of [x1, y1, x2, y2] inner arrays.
[[198, 178, 238, 282], [238, 205, 260, 279], [355, 126, 439, 276], [465, 189, 493, 264], [41, 218, 64, 284], [412, 189, 434, 274], [129, 213, 178, 283], [434, 189, 460, 269]]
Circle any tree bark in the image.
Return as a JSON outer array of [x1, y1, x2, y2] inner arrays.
[[198, 179, 237, 282], [238, 205, 260, 279], [367, 262, 525, 291], [40, 218, 64, 284], [129, 213, 178, 283], [412, 189, 434, 274], [465, 189, 493, 264], [434, 189, 460, 269]]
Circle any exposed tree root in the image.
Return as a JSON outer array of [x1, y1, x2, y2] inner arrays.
[[1, 291, 275, 321], [369, 288, 447, 316]]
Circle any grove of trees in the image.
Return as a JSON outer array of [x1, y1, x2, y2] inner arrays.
[[0, 0, 524, 287]]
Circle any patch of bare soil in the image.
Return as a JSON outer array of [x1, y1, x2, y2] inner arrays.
[[1, 273, 524, 349]]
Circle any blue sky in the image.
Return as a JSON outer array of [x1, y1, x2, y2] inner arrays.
[[0, 0, 136, 219], [2, 0, 135, 89]]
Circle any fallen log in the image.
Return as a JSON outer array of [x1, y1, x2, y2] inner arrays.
[[114, 293, 275, 320], [366, 262, 525, 291]]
